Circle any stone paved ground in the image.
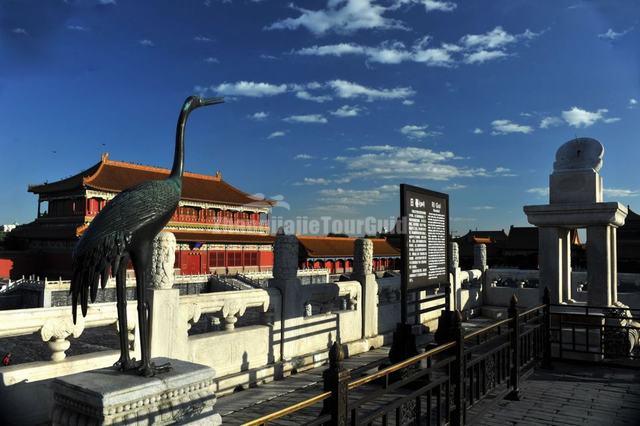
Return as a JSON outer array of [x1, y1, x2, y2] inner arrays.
[[215, 317, 529, 425], [471, 362, 640, 426], [216, 346, 392, 425]]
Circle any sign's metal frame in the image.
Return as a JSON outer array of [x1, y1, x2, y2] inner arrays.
[[400, 184, 450, 325]]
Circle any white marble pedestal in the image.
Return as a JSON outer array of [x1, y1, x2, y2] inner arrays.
[[51, 358, 221, 425]]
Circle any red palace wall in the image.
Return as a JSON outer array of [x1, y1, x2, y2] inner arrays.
[[0, 258, 13, 278], [174, 249, 273, 275]]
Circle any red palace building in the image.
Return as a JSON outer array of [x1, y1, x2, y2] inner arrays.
[[3, 154, 275, 279], [297, 236, 400, 274]]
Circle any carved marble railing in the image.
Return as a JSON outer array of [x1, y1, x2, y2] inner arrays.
[[0, 302, 137, 362], [337, 281, 359, 310], [179, 289, 271, 331], [41, 274, 211, 292], [242, 268, 330, 281]]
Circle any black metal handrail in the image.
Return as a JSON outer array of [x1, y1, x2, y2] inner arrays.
[[242, 293, 550, 426], [549, 301, 640, 362]]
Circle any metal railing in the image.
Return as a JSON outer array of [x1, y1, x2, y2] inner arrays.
[[549, 303, 640, 363], [243, 290, 550, 426]]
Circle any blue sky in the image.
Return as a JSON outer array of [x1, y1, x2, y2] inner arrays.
[[1, 0, 638, 236]]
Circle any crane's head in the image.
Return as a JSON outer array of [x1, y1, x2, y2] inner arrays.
[[183, 96, 224, 113]]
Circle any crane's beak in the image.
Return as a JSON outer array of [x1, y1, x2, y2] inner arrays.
[[199, 97, 225, 106]]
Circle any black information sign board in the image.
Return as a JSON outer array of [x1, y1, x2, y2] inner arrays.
[[400, 184, 450, 323]]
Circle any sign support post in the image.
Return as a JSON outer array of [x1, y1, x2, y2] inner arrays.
[[390, 184, 450, 363]]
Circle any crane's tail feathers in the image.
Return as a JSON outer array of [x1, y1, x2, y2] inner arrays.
[[71, 232, 126, 323]]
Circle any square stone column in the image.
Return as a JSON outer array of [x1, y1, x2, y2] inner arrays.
[[539, 227, 572, 304], [560, 229, 572, 303], [587, 226, 613, 306], [609, 226, 618, 303], [353, 238, 378, 339]]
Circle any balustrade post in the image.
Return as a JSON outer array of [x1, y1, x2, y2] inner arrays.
[[322, 342, 349, 425], [506, 294, 520, 401], [224, 314, 238, 331], [451, 310, 465, 426], [542, 287, 552, 369]]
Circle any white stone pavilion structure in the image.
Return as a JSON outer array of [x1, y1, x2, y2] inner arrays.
[[524, 138, 628, 306]]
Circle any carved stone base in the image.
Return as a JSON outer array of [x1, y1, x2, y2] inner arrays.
[[51, 358, 221, 426]]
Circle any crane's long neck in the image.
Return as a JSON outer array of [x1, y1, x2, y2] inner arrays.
[[170, 103, 193, 183]]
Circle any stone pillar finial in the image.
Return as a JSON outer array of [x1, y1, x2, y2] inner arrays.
[[151, 232, 176, 289], [473, 243, 487, 270], [353, 238, 373, 276], [273, 230, 299, 280], [450, 242, 459, 271]]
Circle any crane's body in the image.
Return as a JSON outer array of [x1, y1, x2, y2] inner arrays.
[[70, 96, 223, 376]]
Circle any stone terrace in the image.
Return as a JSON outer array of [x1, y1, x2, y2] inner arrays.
[[469, 362, 640, 426]]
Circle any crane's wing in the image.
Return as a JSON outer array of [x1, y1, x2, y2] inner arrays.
[[70, 180, 178, 322]]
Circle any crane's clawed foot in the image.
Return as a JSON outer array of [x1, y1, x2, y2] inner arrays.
[[138, 361, 172, 377], [113, 357, 141, 372]]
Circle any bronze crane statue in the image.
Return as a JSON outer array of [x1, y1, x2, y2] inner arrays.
[[71, 96, 223, 376]]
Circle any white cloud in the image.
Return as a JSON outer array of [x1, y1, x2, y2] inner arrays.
[[473, 128, 483, 134], [296, 43, 365, 57], [328, 79, 414, 101], [463, 49, 507, 64], [330, 105, 361, 117], [527, 187, 549, 197], [260, 54, 278, 60], [212, 81, 288, 97], [204, 57, 220, 64], [98, 0, 117, 4], [310, 204, 358, 214], [394, 0, 457, 12], [194, 35, 214, 42], [444, 183, 466, 190], [335, 145, 488, 181], [267, 131, 286, 139], [491, 119, 533, 135], [317, 185, 396, 206], [249, 111, 268, 120], [296, 90, 332, 103], [295, 40, 456, 67], [598, 28, 632, 40], [419, 0, 456, 12], [629, 98, 638, 109], [561, 107, 619, 128], [284, 114, 328, 124], [539, 116, 563, 129], [494, 167, 513, 175], [295, 26, 543, 67], [472, 206, 495, 210], [138, 39, 155, 47], [452, 217, 477, 222], [295, 177, 331, 186], [294, 154, 314, 160], [604, 188, 640, 197], [266, 0, 405, 36], [67, 25, 89, 31], [460, 27, 544, 65], [400, 124, 441, 139], [12, 28, 28, 35], [461, 26, 516, 50], [402, 100, 415, 106], [202, 79, 414, 103]]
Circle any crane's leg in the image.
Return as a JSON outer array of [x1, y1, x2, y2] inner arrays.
[[114, 255, 139, 371], [132, 245, 170, 377]]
